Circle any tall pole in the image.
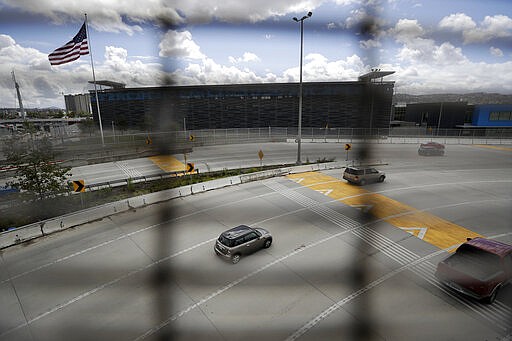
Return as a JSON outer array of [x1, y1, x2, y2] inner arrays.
[[84, 13, 105, 146], [11, 70, 26, 119], [437, 102, 443, 136], [293, 12, 312, 165]]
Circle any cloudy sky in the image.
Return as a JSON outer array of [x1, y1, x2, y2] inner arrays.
[[1, 0, 511, 109]]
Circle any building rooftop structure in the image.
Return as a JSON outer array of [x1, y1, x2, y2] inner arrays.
[[358, 70, 395, 83], [88, 80, 126, 89]]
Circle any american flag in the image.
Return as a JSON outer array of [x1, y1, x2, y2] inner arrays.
[[48, 22, 89, 66]]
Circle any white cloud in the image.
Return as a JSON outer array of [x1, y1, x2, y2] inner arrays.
[[229, 52, 261, 64], [169, 0, 325, 24], [393, 59, 512, 95], [1, 0, 178, 34], [439, 13, 512, 43], [439, 13, 476, 32], [391, 19, 424, 43], [0, 33, 163, 108], [173, 52, 366, 86], [360, 39, 381, 49], [490, 47, 503, 57], [159, 30, 205, 60]]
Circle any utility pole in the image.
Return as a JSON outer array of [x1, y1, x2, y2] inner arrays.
[[11, 70, 26, 119]]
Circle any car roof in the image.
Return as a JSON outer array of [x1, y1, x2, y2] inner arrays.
[[345, 166, 375, 170], [222, 225, 253, 239], [465, 237, 512, 258], [421, 142, 444, 147]]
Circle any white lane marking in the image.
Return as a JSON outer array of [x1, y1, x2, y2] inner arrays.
[[0, 238, 217, 338], [286, 244, 459, 341], [3, 180, 511, 337], [1, 190, 282, 284], [115, 161, 143, 179], [134, 226, 364, 341], [399, 227, 428, 240], [4, 190, 510, 338], [300, 179, 512, 196], [5, 179, 510, 285], [269, 181, 512, 334], [315, 189, 333, 196], [133, 183, 512, 340]]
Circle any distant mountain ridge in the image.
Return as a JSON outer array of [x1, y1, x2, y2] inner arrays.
[[393, 93, 512, 105]]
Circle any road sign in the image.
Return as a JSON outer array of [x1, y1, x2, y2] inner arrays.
[[344, 143, 352, 151], [73, 180, 85, 193], [186, 162, 194, 172], [258, 149, 264, 160], [189, 135, 195, 142]]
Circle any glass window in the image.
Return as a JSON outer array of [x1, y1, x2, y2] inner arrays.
[[219, 235, 234, 247], [345, 168, 364, 175], [244, 232, 258, 243], [489, 112, 499, 121], [498, 112, 511, 121]]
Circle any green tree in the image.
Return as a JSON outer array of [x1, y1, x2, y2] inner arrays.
[[4, 135, 71, 200], [78, 117, 96, 136]]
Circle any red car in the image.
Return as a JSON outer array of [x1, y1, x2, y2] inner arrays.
[[418, 142, 445, 156], [435, 237, 512, 303]]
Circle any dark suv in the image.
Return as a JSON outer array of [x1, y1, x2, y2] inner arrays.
[[214, 225, 272, 264], [343, 166, 385, 185]]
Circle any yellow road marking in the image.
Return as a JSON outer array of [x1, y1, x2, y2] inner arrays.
[[149, 155, 197, 174], [287, 172, 483, 251], [473, 145, 512, 152]]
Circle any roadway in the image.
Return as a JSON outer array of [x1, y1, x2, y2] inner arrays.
[[0, 142, 511, 340], [3, 142, 511, 188]]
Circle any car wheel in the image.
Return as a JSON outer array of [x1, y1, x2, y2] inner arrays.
[[231, 254, 241, 264], [359, 179, 366, 186], [483, 286, 500, 304], [263, 238, 272, 248], [378, 175, 385, 182]]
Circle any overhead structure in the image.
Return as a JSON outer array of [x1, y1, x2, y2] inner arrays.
[[88, 80, 126, 90], [358, 70, 395, 83]]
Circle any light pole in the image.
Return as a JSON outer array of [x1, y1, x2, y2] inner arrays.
[[293, 11, 312, 165]]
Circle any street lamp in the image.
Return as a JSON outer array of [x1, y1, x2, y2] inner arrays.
[[293, 11, 312, 165]]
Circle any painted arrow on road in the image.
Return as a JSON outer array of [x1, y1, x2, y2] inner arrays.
[[399, 227, 428, 240]]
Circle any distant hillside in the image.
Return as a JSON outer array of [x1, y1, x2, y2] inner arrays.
[[393, 93, 512, 105]]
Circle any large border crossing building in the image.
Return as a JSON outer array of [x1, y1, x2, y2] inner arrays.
[[88, 71, 395, 131]]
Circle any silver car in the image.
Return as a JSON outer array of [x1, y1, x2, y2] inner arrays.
[[343, 166, 385, 185], [214, 225, 272, 264]]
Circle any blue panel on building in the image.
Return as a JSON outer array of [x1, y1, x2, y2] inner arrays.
[[473, 104, 512, 127]]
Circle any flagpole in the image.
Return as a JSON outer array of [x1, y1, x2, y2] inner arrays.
[[84, 13, 105, 146]]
